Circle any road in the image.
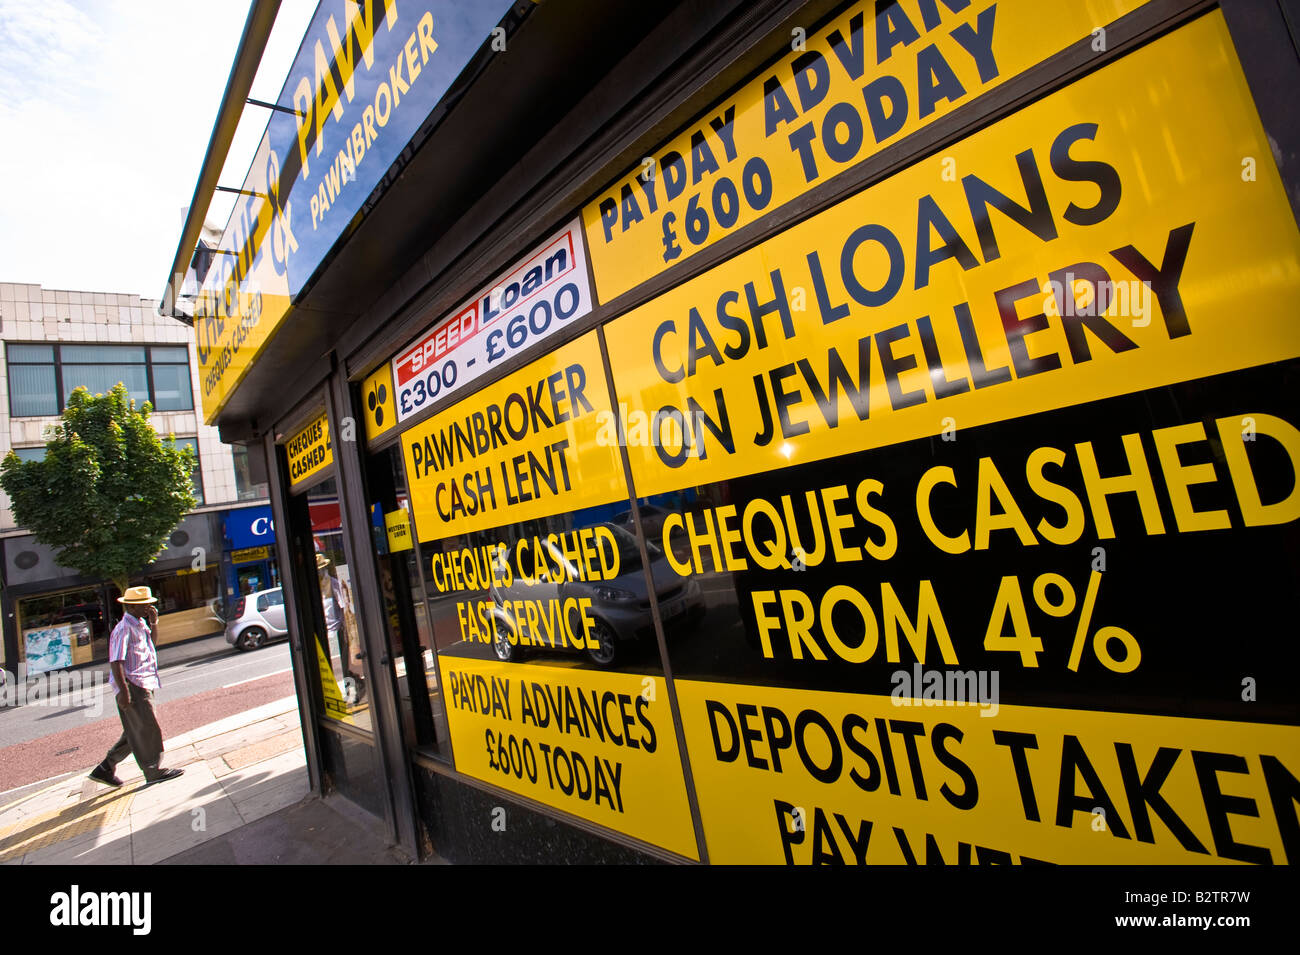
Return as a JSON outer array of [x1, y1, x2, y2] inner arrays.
[[0, 640, 299, 794]]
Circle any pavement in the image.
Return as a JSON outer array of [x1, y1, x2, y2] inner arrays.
[[0, 693, 412, 865], [0, 641, 298, 792]]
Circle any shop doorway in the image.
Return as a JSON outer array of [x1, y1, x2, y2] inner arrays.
[[284, 474, 390, 822]]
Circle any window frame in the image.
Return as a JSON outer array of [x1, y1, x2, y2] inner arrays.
[[171, 436, 204, 505], [4, 342, 195, 417]]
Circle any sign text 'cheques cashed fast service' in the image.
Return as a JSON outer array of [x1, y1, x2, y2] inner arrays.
[[194, 0, 515, 424], [605, 12, 1300, 864], [392, 219, 596, 424], [581, 0, 1149, 302]]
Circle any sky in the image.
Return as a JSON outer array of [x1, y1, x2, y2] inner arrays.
[[0, 0, 319, 301]]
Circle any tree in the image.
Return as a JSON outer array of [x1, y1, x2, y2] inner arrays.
[[0, 383, 197, 594]]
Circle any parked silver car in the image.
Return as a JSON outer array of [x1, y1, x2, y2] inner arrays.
[[225, 587, 288, 651]]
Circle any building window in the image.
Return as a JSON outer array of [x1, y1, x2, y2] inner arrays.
[[145, 346, 193, 411], [5, 343, 195, 417], [10, 447, 46, 463], [173, 436, 204, 505], [6, 345, 58, 416]]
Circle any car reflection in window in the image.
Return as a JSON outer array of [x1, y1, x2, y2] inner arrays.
[[488, 521, 703, 668]]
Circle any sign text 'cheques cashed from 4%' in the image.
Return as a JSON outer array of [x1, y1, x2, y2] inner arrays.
[[605, 12, 1300, 864]]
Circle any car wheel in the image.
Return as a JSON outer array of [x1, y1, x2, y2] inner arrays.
[[238, 627, 266, 651], [585, 620, 618, 668], [493, 620, 522, 663]]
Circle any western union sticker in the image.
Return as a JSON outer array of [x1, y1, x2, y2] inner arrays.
[[582, 0, 1149, 302], [604, 12, 1300, 498], [402, 331, 627, 540], [385, 507, 413, 552], [286, 411, 333, 488]]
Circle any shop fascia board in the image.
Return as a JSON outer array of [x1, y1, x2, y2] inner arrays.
[[162, 0, 282, 320]]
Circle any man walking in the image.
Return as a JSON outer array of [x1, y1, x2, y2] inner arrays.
[[88, 586, 183, 787]]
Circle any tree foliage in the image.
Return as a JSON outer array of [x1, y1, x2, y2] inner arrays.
[[0, 383, 197, 592]]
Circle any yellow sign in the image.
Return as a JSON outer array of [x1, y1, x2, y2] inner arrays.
[[193, 126, 294, 424], [442, 655, 699, 859], [286, 412, 333, 488], [604, 12, 1300, 499], [402, 331, 627, 541], [384, 507, 413, 552], [193, 1, 516, 423], [315, 636, 354, 725], [363, 362, 397, 443], [231, 546, 271, 563], [582, 0, 1149, 302], [676, 679, 1300, 864]]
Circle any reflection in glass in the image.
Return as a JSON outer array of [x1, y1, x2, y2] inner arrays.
[[305, 478, 372, 732], [424, 505, 697, 675], [365, 444, 444, 751]]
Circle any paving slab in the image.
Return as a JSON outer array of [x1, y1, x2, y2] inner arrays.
[[159, 796, 410, 865]]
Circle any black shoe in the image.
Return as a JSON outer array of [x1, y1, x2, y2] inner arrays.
[[88, 764, 123, 788], [145, 768, 184, 784]]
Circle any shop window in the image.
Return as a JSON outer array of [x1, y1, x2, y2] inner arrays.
[[365, 443, 442, 751], [16, 587, 111, 668], [303, 477, 374, 734], [5, 342, 194, 417], [140, 566, 222, 646]]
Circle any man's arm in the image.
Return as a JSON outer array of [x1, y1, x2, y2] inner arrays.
[[112, 660, 131, 705], [109, 619, 131, 705]]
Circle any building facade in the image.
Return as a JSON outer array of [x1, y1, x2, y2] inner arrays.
[[173, 0, 1300, 865], [0, 282, 274, 677]]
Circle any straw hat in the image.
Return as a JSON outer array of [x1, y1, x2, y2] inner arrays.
[[117, 585, 158, 604], [316, 553, 331, 570]]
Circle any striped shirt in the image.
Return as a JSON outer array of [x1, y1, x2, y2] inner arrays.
[[107, 612, 160, 693]]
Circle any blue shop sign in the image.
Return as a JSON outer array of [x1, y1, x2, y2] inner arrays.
[[225, 506, 276, 550]]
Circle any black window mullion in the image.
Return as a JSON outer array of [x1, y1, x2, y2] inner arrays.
[[53, 347, 64, 414], [145, 350, 156, 410]]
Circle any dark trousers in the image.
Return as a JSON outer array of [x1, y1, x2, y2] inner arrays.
[[102, 684, 165, 778]]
